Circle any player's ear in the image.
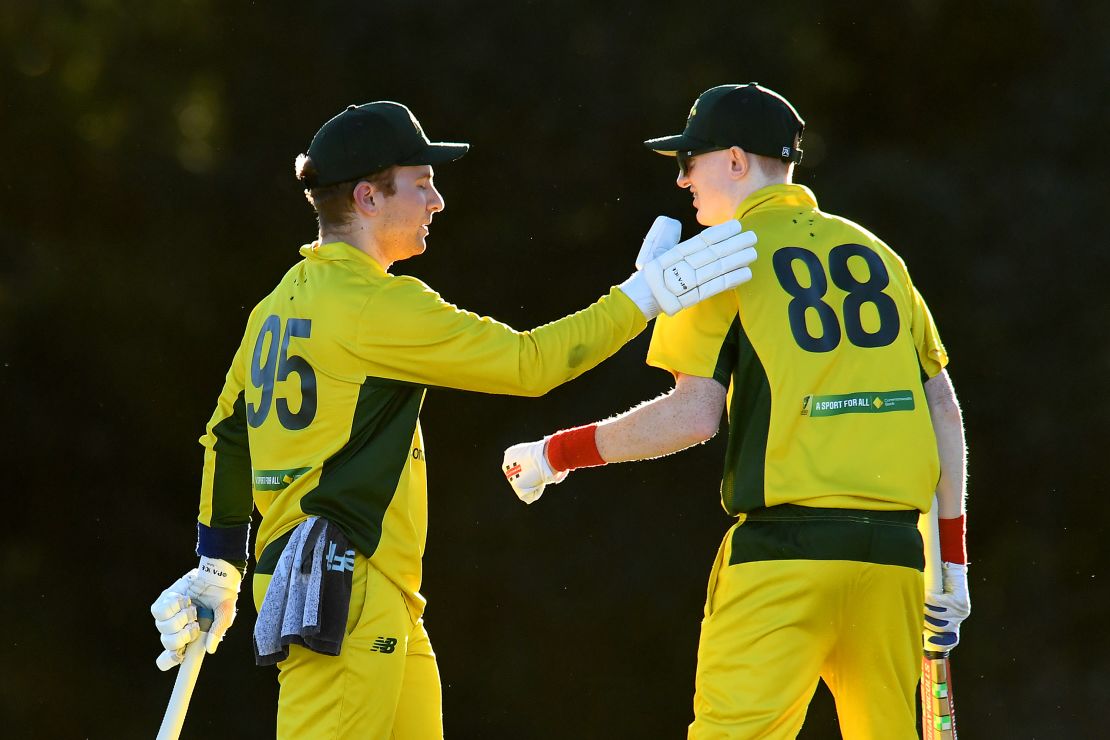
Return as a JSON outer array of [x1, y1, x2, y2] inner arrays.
[[352, 181, 381, 217], [728, 146, 750, 180]]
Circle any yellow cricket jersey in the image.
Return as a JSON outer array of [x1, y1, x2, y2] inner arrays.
[[649, 184, 947, 515], [197, 240, 646, 618]]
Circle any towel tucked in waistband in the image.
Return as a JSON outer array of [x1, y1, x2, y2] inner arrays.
[[253, 516, 355, 666]]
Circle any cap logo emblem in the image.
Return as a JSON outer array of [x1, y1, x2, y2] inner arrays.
[[687, 102, 698, 120], [782, 146, 791, 157]]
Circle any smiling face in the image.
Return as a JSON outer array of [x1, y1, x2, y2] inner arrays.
[[675, 149, 741, 226], [374, 164, 445, 263]]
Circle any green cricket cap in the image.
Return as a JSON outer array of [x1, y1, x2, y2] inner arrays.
[[301, 101, 469, 188], [645, 83, 805, 163]]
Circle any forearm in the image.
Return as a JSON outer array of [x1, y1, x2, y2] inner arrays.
[[516, 287, 648, 396], [504, 374, 726, 504], [925, 369, 967, 518], [595, 376, 725, 462], [365, 281, 646, 397], [197, 344, 254, 562]]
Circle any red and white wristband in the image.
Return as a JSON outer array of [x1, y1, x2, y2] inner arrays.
[[546, 424, 607, 472], [938, 513, 968, 565]]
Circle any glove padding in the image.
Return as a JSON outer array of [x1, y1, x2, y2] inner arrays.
[[923, 562, 970, 652], [634, 215, 683, 270], [503, 438, 568, 504], [621, 219, 758, 318], [151, 572, 200, 671], [151, 556, 242, 670]]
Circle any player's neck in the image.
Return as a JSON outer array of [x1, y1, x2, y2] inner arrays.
[[733, 172, 792, 210], [319, 227, 394, 271]]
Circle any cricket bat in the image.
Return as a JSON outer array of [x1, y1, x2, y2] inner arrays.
[[919, 498, 956, 739], [157, 606, 214, 740]]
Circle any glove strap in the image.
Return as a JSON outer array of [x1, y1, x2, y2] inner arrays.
[[547, 424, 606, 472], [938, 514, 967, 564]]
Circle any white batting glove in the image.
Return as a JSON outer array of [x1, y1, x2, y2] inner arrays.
[[923, 562, 971, 652], [621, 220, 758, 318], [634, 215, 683, 270], [151, 557, 242, 670], [152, 571, 200, 671], [503, 438, 568, 504], [188, 557, 242, 654]]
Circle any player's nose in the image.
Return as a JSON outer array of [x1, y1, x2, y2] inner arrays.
[[428, 185, 445, 214]]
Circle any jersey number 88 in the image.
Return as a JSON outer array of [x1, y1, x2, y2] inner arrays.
[[771, 244, 900, 353]]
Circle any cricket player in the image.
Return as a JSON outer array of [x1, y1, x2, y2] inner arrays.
[[148, 101, 760, 739], [502, 84, 971, 739]]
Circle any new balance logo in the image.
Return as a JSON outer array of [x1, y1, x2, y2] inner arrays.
[[371, 637, 398, 654], [325, 541, 355, 573]]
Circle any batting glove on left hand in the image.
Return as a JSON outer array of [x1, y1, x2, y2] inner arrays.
[[634, 215, 683, 270], [503, 438, 568, 504], [923, 562, 971, 652], [621, 220, 759, 319]]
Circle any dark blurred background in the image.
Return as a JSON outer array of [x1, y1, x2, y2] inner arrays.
[[2, 0, 1107, 737]]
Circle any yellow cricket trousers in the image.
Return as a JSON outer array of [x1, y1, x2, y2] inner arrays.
[[689, 506, 924, 740], [253, 553, 443, 739]]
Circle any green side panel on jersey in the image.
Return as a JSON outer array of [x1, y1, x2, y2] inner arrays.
[[211, 392, 253, 527], [729, 504, 924, 570], [301, 380, 425, 558], [802, 389, 915, 417], [256, 528, 293, 575], [720, 318, 773, 514]]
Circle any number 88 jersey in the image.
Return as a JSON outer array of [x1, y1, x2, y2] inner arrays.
[[647, 184, 948, 515]]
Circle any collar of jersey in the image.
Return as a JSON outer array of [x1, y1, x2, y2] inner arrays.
[[299, 241, 388, 275], [734, 183, 818, 221]]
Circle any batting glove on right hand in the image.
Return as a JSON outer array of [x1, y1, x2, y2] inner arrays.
[[503, 438, 568, 504], [923, 562, 971, 652], [151, 571, 200, 671], [151, 557, 242, 670]]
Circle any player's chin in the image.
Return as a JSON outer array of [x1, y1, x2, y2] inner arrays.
[[695, 205, 732, 227]]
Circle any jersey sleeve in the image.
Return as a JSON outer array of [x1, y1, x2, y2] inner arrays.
[[196, 331, 253, 562], [909, 285, 948, 378], [647, 289, 740, 383], [355, 277, 647, 396]]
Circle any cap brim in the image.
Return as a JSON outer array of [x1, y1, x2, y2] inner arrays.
[[398, 142, 470, 166], [643, 133, 715, 155]]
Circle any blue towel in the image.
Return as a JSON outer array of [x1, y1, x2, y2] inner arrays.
[[253, 517, 356, 666]]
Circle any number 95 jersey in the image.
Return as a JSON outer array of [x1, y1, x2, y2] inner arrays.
[[196, 240, 645, 621], [648, 184, 948, 515]]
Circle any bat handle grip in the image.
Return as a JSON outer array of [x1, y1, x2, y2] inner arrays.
[[156, 606, 215, 740], [195, 605, 214, 632]]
